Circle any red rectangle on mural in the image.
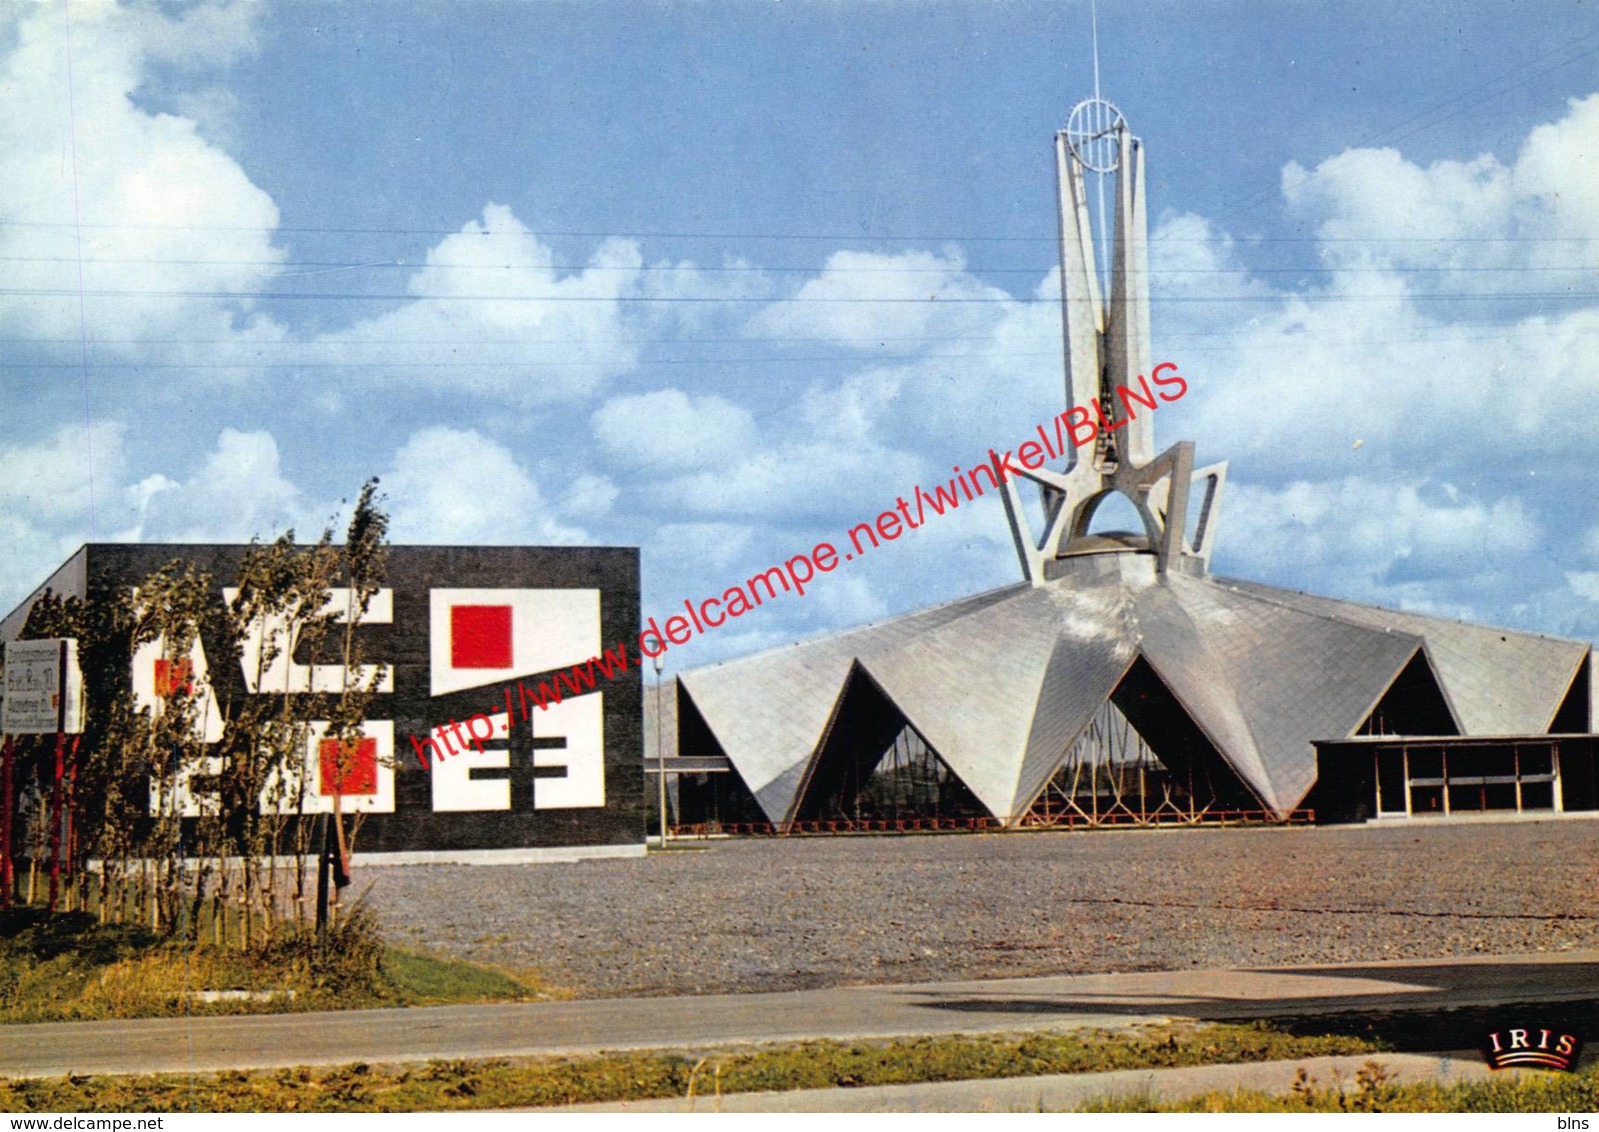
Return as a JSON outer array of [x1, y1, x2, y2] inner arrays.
[[319, 736, 379, 796], [451, 604, 513, 668], [154, 658, 193, 698]]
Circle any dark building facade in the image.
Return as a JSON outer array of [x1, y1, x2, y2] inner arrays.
[[2, 544, 645, 862], [1310, 733, 1599, 824]]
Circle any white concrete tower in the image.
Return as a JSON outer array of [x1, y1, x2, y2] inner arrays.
[[998, 100, 1228, 584]]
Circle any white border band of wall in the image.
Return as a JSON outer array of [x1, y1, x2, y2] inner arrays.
[[84, 842, 647, 871], [356, 843, 647, 866]]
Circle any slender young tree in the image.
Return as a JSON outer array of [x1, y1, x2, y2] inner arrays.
[[214, 530, 338, 944], [4, 480, 387, 944], [127, 561, 217, 935], [323, 478, 390, 917]]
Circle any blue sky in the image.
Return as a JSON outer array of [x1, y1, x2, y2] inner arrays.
[[3, 0, 1599, 670]]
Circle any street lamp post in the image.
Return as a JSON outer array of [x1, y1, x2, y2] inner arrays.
[[653, 653, 668, 848]]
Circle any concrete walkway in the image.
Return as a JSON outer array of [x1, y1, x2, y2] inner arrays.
[[550, 1052, 1495, 1112], [1, 949, 1593, 1080]]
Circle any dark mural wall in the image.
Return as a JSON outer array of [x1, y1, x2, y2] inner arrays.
[[73, 544, 643, 854]]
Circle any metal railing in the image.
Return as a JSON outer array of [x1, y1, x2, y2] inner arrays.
[[668, 809, 1313, 838]]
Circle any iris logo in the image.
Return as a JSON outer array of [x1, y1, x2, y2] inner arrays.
[[1480, 1026, 1582, 1071]]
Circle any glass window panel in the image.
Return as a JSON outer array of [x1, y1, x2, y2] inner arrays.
[[1409, 750, 1444, 778], [1449, 748, 1512, 778], [1377, 751, 1407, 813], [1410, 784, 1445, 814], [1518, 749, 1553, 776], [1482, 782, 1518, 810], [1520, 781, 1555, 810]]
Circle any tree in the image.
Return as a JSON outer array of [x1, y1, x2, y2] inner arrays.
[[5, 477, 390, 949], [131, 560, 221, 933], [322, 478, 390, 925], [214, 528, 337, 941]]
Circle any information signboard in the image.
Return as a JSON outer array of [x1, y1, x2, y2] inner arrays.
[[2, 639, 83, 735]]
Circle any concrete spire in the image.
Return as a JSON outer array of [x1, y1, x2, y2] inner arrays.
[[998, 106, 1228, 585], [1052, 131, 1103, 455], [1106, 128, 1154, 468]]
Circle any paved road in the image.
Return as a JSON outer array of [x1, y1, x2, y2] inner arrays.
[[2, 949, 1595, 1079]]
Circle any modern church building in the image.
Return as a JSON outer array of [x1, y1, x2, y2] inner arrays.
[[10, 106, 1594, 849], [664, 104, 1598, 830]]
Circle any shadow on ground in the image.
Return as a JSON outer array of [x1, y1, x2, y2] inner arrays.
[[915, 957, 1599, 1057]]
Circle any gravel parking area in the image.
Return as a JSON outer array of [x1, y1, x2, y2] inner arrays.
[[364, 820, 1599, 999]]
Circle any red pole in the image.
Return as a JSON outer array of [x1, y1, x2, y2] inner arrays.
[[64, 736, 79, 882], [1, 736, 12, 909], [47, 732, 63, 914]]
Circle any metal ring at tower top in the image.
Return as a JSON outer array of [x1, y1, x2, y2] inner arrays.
[[1064, 98, 1126, 174]]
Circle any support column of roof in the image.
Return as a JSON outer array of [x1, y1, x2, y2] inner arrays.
[[1054, 130, 1104, 454], [1106, 128, 1154, 469]]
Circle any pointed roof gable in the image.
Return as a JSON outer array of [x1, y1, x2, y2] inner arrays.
[[1161, 576, 1428, 808], [1219, 579, 1588, 737], [678, 586, 1018, 822]]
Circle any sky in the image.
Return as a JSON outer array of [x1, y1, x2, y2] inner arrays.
[[3, 0, 1599, 672]]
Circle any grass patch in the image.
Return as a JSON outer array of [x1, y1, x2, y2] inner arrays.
[[0, 1022, 1379, 1112], [379, 949, 533, 1006], [0, 907, 544, 1023], [1086, 1060, 1599, 1112]]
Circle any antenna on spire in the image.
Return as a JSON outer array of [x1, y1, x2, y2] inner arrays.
[[1003, 31, 1225, 585], [1081, 0, 1111, 299], [1064, 96, 1123, 298], [1091, 0, 1101, 102]]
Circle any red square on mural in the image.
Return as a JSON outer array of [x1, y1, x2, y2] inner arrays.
[[154, 658, 193, 698], [319, 737, 379, 796], [451, 604, 513, 668]]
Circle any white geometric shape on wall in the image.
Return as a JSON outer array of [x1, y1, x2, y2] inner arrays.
[[225, 587, 395, 694], [130, 633, 225, 743], [533, 692, 605, 810], [429, 588, 601, 697], [429, 710, 513, 812], [147, 754, 225, 818]]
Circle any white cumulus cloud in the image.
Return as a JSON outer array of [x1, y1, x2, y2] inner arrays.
[[0, 1, 287, 353], [382, 426, 604, 545]]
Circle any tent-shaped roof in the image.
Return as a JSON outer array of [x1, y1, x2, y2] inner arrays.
[[676, 554, 1590, 824]]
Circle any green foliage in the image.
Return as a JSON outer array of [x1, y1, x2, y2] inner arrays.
[[324, 477, 390, 878], [264, 897, 387, 999], [1085, 1060, 1599, 1112], [0, 1022, 1379, 1112], [8, 481, 393, 948], [0, 907, 539, 1025]]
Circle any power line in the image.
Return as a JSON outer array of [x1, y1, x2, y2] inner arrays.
[[0, 328, 1580, 373], [1, 28, 1595, 264], [5, 215, 1599, 245], [0, 217, 1053, 240], [59, 0, 97, 539], [0, 332, 999, 347], [0, 351, 1068, 371], [2, 286, 1594, 302], [1195, 29, 1599, 229], [1377, 40, 1599, 151], [2, 254, 1595, 274], [0, 321, 1569, 348]]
